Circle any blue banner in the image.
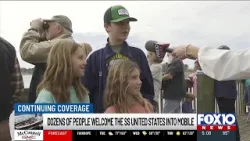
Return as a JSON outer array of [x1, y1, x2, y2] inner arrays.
[[14, 103, 93, 114]]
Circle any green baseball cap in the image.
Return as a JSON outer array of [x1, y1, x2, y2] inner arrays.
[[104, 5, 138, 23]]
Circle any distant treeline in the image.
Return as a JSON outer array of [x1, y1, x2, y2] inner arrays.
[[21, 68, 33, 75]]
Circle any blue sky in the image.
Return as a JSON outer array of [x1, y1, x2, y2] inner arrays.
[[1, 1, 250, 69]]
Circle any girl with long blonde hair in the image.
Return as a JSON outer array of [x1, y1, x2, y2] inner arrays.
[[35, 39, 89, 103], [104, 60, 153, 113]]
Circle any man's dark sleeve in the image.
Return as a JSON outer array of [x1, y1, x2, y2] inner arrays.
[[168, 59, 183, 76], [138, 50, 154, 103], [81, 52, 97, 103]]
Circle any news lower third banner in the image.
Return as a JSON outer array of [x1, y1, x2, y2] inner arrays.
[[14, 104, 237, 141], [14, 104, 196, 140]]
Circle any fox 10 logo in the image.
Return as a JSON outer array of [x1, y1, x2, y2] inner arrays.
[[197, 114, 236, 131]]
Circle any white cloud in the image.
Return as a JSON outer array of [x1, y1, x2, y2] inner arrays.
[[1, 1, 250, 69]]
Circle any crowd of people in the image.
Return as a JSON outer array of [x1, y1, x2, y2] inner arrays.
[[0, 4, 249, 141]]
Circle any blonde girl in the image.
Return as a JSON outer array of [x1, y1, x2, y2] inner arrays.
[[9, 39, 89, 141], [35, 39, 89, 103], [104, 60, 153, 113]]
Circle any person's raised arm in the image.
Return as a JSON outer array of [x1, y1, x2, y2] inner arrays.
[[19, 30, 52, 64], [172, 45, 250, 80]]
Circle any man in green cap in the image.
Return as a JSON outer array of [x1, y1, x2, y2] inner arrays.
[[82, 5, 154, 113]]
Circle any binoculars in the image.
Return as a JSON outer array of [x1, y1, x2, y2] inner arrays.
[[42, 21, 49, 30]]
